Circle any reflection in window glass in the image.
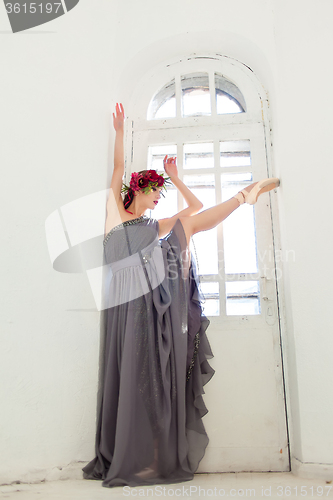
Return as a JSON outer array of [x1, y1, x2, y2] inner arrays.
[[226, 281, 260, 315], [200, 282, 219, 317], [184, 143, 214, 169], [148, 79, 176, 119], [181, 73, 211, 117], [215, 73, 246, 114], [221, 173, 258, 275], [216, 92, 243, 114], [220, 140, 251, 168]]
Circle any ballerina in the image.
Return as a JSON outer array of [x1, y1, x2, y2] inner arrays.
[[82, 102, 280, 488]]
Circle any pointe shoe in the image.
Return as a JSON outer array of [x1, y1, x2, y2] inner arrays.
[[234, 178, 280, 205], [135, 466, 158, 480]]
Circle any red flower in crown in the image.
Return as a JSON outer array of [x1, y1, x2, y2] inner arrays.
[[147, 170, 160, 182], [129, 172, 141, 192], [121, 169, 171, 197], [138, 176, 150, 188]]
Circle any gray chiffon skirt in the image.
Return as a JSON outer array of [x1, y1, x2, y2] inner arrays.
[[82, 218, 215, 487]]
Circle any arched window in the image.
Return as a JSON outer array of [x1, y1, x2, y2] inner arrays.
[[127, 56, 278, 322], [126, 57, 288, 471], [148, 72, 245, 120]]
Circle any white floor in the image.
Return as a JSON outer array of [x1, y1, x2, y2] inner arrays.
[[1, 472, 333, 500]]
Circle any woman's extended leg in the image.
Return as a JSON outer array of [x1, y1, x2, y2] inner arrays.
[[180, 180, 277, 243]]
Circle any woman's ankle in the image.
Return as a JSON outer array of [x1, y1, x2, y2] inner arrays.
[[233, 191, 245, 205]]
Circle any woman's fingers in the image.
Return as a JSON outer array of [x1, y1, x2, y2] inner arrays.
[[115, 103, 123, 117], [163, 155, 177, 166], [113, 103, 125, 125]]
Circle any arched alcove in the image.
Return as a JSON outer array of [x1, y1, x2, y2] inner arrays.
[[119, 53, 289, 473]]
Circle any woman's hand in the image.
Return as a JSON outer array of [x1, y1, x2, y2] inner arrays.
[[163, 155, 178, 179], [113, 103, 125, 132]]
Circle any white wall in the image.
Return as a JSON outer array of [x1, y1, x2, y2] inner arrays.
[[272, 0, 333, 467], [1, 0, 333, 484]]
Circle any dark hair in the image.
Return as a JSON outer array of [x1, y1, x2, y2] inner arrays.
[[123, 170, 147, 210]]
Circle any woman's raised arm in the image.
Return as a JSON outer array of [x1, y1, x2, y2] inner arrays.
[[109, 103, 125, 203], [158, 156, 203, 238], [105, 103, 127, 235]]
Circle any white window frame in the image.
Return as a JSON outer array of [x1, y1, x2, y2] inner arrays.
[[126, 55, 279, 328]]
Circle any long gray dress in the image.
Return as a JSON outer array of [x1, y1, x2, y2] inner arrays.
[[82, 216, 215, 487]]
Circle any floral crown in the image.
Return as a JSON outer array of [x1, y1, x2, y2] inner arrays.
[[121, 170, 171, 199]]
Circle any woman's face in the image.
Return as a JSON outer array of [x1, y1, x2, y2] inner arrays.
[[135, 186, 162, 210]]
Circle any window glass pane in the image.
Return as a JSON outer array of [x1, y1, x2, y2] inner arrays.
[[154, 98, 176, 119], [202, 301, 220, 316], [184, 143, 214, 169], [148, 79, 176, 119], [220, 140, 251, 168], [221, 172, 253, 183], [226, 281, 260, 315], [181, 73, 211, 117], [221, 173, 258, 274], [200, 282, 219, 317], [215, 73, 246, 114], [216, 92, 243, 114], [185, 173, 217, 274], [149, 188, 177, 220], [147, 145, 178, 218], [148, 145, 177, 171], [191, 229, 218, 275], [183, 174, 215, 208], [200, 281, 219, 297]]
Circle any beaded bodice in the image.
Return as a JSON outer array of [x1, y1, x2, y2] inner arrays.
[[103, 216, 147, 247], [103, 216, 159, 266]]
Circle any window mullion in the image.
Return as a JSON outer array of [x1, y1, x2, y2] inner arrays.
[[177, 142, 184, 211], [214, 139, 226, 316], [175, 74, 182, 119], [214, 139, 222, 200], [209, 71, 217, 118]]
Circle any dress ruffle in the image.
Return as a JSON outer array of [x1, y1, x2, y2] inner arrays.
[[185, 257, 215, 471]]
